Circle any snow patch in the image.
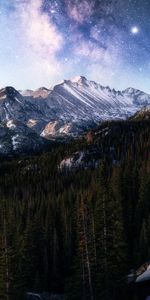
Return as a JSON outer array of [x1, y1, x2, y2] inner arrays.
[[59, 152, 84, 169], [12, 134, 20, 150], [7, 120, 16, 129], [26, 293, 42, 300], [15, 96, 22, 105], [63, 83, 93, 108], [60, 157, 74, 169], [4, 103, 10, 121], [4, 108, 9, 121], [27, 119, 38, 128], [136, 265, 150, 283]]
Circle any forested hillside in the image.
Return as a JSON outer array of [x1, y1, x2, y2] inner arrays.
[[0, 120, 150, 300]]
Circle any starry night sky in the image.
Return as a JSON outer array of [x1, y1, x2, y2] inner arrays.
[[0, 0, 150, 92]]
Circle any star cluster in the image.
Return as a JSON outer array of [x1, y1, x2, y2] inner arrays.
[[0, 0, 150, 92]]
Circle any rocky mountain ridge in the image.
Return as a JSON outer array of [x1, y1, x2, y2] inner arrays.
[[0, 76, 150, 155]]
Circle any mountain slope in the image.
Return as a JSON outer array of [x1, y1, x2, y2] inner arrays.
[[60, 119, 150, 169], [130, 105, 150, 120], [44, 77, 150, 125], [1, 77, 150, 155], [0, 120, 47, 157]]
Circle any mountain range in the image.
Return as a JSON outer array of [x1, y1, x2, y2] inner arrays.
[[0, 76, 150, 155]]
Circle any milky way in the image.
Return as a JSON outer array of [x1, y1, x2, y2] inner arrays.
[[0, 0, 150, 92]]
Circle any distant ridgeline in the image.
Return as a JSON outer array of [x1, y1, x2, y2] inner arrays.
[[0, 119, 149, 300]]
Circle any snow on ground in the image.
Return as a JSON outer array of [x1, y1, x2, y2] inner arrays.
[[4, 108, 9, 121], [27, 119, 38, 128], [26, 293, 43, 300], [7, 120, 16, 129], [64, 83, 93, 108], [59, 152, 84, 169], [12, 134, 20, 150], [4, 103, 10, 120], [60, 157, 74, 169], [15, 96, 22, 105], [136, 265, 150, 283]]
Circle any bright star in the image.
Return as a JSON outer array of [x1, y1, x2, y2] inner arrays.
[[131, 26, 139, 34]]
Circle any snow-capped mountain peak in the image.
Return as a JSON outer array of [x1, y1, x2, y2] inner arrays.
[[71, 76, 89, 85], [0, 76, 150, 155], [123, 87, 137, 94]]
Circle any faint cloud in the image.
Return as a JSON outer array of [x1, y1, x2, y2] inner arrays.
[[66, 0, 95, 24], [74, 40, 105, 61], [5, 0, 65, 88], [13, 0, 63, 58], [74, 38, 120, 67]]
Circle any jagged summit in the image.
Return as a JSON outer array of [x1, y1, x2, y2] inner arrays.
[[123, 87, 138, 93], [71, 76, 89, 85], [0, 86, 20, 99]]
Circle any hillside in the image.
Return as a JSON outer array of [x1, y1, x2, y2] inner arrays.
[[0, 118, 149, 300], [131, 105, 150, 120]]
